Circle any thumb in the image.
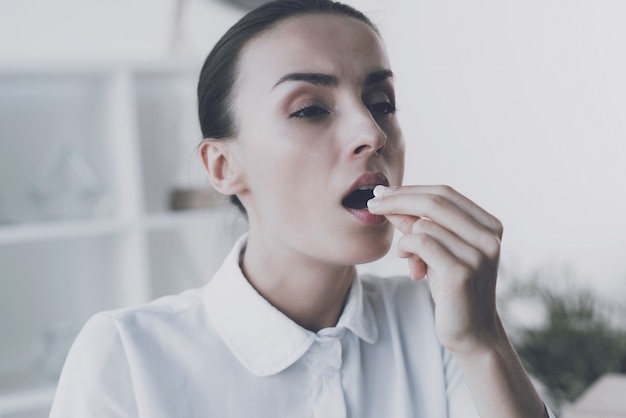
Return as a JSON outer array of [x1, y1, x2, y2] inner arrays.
[[407, 255, 427, 280]]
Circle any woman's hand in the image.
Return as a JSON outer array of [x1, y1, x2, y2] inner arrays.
[[367, 185, 504, 355], [368, 185, 552, 417]]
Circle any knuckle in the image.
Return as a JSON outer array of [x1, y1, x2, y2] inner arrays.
[[399, 231, 421, 247], [483, 234, 501, 259], [426, 193, 448, 211], [467, 248, 486, 270], [405, 232, 435, 255], [490, 216, 504, 238], [413, 232, 431, 248], [411, 217, 432, 234], [398, 232, 432, 256], [438, 184, 456, 196]]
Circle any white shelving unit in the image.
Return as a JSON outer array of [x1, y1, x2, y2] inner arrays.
[[0, 61, 248, 417]]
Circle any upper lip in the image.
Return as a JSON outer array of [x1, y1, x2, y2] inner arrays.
[[342, 172, 390, 201]]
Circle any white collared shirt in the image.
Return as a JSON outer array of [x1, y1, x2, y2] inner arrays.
[[51, 235, 554, 417]]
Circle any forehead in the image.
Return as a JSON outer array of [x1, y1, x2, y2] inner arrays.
[[237, 14, 390, 89]]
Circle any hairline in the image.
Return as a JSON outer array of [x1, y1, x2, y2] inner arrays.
[[228, 12, 383, 136]]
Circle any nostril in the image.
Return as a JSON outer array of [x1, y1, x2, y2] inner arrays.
[[354, 145, 368, 154], [353, 144, 385, 155]]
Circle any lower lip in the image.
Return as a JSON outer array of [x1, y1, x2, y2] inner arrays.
[[344, 207, 387, 225]]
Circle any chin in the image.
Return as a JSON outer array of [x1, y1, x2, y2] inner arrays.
[[352, 244, 392, 265], [336, 225, 394, 266]]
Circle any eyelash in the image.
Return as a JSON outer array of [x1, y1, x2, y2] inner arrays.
[[369, 102, 397, 116], [289, 105, 329, 119], [289, 102, 397, 120]]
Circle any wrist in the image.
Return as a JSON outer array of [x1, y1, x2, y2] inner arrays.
[[444, 313, 508, 359]]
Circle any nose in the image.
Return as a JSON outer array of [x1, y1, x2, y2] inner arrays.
[[347, 109, 388, 157]]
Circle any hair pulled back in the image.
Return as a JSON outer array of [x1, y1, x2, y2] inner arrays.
[[197, 0, 379, 211]]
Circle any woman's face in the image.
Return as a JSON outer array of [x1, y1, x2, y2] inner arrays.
[[232, 13, 405, 265]]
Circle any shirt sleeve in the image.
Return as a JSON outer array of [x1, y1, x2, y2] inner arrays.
[[443, 348, 557, 418], [50, 313, 139, 418], [443, 347, 481, 418], [544, 403, 557, 418]]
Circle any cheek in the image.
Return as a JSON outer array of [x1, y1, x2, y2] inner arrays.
[[256, 122, 338, 174], [386, 132, 406, 184], [397, 138, 406, 174], [243, 134, 336, 212]]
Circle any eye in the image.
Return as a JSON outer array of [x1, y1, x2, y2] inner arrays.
[[369, 102, 397, 116], [289, 105, 330, 119]]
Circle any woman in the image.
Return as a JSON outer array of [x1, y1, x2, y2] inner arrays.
[[51, 1, 554, 416]]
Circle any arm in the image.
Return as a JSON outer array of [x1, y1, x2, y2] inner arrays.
[[368, 185, 549, 418], [451, 315, 549, 417]]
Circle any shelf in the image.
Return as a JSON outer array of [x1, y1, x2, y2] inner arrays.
[[0, 72, 116, 225], [134, 70, 206, 214], [141, 206, 234, 230], [0, 60, 243, 416], [0, 208, 247, 244], [0, 235, 129, 379], [0, 59, 201, 76], [0, 385, 55, 416], [144, 206, 247, 298], [0, 361, 57, 417], [0, 219, 128, 245]]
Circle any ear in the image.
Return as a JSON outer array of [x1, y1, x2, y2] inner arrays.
[[199, 139, 246, 195]]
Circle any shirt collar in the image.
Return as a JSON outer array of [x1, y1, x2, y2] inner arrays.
[[203, 234, 378, 377]]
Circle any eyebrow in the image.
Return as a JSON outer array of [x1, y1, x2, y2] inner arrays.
[[273, 72, 337, 88], [272, 69, 393, 89], [364, 69, 394, 86]]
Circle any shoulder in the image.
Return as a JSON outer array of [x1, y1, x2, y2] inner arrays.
[[100, 286, 205, 325], [61, 286, 210, 371], [84, 286, 212, 351], [50, 310, 140, 416], [51, 287, 211, 416], [70, 285, 208, 358]]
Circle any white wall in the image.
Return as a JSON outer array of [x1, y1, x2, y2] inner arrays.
[[380, 0, 626, 299], [0, 0, 243, 60], [2, 0, 624, 298]]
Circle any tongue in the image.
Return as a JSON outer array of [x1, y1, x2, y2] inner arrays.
[[342, 188, 375, 210]]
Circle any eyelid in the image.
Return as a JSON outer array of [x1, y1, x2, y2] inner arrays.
[[365, 77, 395, 100], [286, 94, 331, 117], [365, 89, 396, 115], [365, 88, 392, 103], [288, 103, 330, 119]]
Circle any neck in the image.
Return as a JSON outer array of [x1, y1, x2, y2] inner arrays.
[[241, 230, 355, 333]]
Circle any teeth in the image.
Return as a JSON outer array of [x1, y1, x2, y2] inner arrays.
[[357, 184, 377, 191]]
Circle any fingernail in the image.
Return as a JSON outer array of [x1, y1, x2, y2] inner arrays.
[[373, 185, 396, 197]]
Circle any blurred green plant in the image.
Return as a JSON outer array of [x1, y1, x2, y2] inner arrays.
[[499, 269, 626, 409]]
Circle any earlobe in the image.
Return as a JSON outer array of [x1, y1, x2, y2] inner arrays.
[[199, 139, 246, 195]]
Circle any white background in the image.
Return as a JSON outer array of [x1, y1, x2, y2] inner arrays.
[[1, 0, 625, 299]]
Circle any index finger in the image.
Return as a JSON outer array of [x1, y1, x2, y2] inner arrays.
[[371, 185, 503, 238]]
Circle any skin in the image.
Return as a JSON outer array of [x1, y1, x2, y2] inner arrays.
[[201, 13, 548, 418], [202, 14, 404, 330]]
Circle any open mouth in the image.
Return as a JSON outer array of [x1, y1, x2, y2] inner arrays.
[[341, 185, 377, 210], [341, 172, 389, 217]]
